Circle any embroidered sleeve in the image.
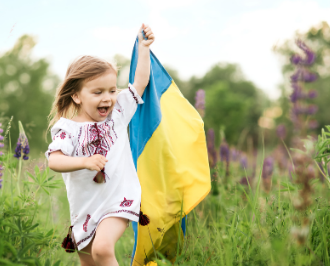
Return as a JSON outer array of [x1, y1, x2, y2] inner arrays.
[[45, 128, 75, 160], [115, 83, 144, 125]]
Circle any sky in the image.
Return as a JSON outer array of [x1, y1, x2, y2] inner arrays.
[[0, 0, 330, 99]]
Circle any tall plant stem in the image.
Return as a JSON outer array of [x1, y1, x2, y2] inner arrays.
[[17, 158, 22, 196]]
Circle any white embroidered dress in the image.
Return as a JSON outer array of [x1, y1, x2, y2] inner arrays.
[[45, 84, 143, 251]]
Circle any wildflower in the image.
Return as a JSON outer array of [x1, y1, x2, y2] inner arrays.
[[195, 89, 205, 118], [307, 89, 317, 99], [296, 39, 316, 65], [230, 148, 240, 161], [262, 157, 274, 192], [207, 129, 217, 168], [13, 121, 30, 160], [276, 124, 286, 139], [262, 157, 274, 179], [291, 68, 317, 83], [307, 105, 318, 115], [290, 83, 303, 103], [291, 54, 302, 65], [291, 40, 316, 66], [240, 154, 248, 170], [220, 141, 229, 162]]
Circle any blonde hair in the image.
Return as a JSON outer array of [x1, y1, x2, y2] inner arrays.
[[47, 55, 118, 133]]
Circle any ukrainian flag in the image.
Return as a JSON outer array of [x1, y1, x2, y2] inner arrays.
[[129, 37, 211, 266]]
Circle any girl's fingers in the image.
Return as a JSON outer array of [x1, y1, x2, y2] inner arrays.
[[145, 31, 153, 38], [144, 27, 151, 34], [147, 33, 155, 40]]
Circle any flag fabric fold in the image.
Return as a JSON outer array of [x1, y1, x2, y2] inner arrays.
[[129, 37, 211, 266]]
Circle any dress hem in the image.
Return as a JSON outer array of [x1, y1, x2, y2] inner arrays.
[[75, 211, 140, 251]]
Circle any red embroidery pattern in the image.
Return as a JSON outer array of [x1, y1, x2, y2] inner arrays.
[[83, 214, 91, 232], [120, 197, 134, 207], [128, 87, 139, 104], [60, 132, 66, 139], [76, 209, 139, 247], [115, 101, 124, 113], [76, 227, 96, 247], [52, 129, 72, 141], [75, 119, 117, 157]]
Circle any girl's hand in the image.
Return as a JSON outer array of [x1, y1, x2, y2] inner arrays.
[[138, 23, 155, 47], [84, 154, 108, 171]]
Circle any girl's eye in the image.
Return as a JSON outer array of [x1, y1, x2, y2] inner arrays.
[[94, 91, 102, 95]]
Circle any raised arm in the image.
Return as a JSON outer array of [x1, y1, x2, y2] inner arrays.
[[132, 24, 155, 97]]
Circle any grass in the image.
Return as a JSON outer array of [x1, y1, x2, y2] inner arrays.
[[1, 127, 330, 265]]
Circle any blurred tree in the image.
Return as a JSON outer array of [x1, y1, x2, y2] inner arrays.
[[185, 63, 268, 147], [0, 35, 60, 155], [275, 21, 330, 138]]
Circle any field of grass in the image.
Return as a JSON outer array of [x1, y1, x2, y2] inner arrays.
[[1, 124, 330, 265]]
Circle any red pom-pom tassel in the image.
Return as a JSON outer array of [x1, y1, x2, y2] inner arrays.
[[139, 211, 150, 226], [93, 169, 106, 183], [61, 226, 76, 253]]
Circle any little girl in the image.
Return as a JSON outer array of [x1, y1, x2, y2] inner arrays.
[[45, 24, 154, 266]]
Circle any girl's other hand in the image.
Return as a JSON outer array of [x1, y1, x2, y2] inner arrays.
[[84, 154, 108, 171], [138, 23, 155, 47]]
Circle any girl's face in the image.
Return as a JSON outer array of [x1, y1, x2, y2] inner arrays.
[[72, 70, 117, 122]]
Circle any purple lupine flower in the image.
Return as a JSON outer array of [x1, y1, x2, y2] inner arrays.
[[195, 89, 205, 118], [291, 68, 318, 83], [302, 68, 318, 82], [220, 141, 229, 162], [230, 148, 240, 162], [13, 121, 30, 160], [0, 179, 2, 189], [14, 142, 22, 158], [207, 129, 217, 168], [307, 105, 318, 115], [276, 124, 286, 139], [307, 90, 317, 99], [296, 40, 316, 65], [292, 105, 304, 115], [290, 83, 303, 102], [262, 157, 274, 179], [240, 154, 248, 170], [291, 54, 302, 65]]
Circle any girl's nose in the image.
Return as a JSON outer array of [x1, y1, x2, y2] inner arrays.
[[102, 92, 112, 102]]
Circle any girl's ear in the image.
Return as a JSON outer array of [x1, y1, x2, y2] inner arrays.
[[71, 93, 81, 105]]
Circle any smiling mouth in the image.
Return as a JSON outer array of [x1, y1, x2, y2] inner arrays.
[[97, 107, 109, 116]]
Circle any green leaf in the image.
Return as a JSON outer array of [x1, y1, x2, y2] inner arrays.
[[27, 172, 37, 183], [290, 148, 306, 155], [4, 241, 18, 257], [41, 187, 50, 195], [45, 229, 54, 237], [25, 223, 39, 232], [3, 221, 21, 233], [53, 260, 61, 266], [18, 243, 35, 258], [44, 258, 51, 266]]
